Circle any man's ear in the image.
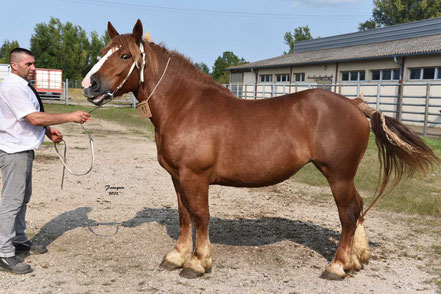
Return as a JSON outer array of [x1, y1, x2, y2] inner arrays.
[[10, 62, 18, 72]]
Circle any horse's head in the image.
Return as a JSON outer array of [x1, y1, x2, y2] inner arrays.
[[82, 19, 145, 105]]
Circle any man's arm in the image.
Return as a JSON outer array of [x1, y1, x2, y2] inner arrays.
[[25, 111, 90, 127]]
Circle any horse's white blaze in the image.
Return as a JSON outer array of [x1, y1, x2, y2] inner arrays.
[[81, 47, 119, 88]]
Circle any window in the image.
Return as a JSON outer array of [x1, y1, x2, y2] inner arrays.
[[393, 69, 401, 80], [342, 72, 349, 81], [409, 67, 441, 80], [372, 70, 381, 80], [371, 69, 400, 81], [350, 71, 359, 81], [276, 74, 290, 82], [410, 68, 421, 80], [260, 74, 272, 83], [341, 71, 365, 82], [382, 70, 391, 80], [230, 73, 243, 83], [423, 67, 435, 79], [294, 73, 305, 82]]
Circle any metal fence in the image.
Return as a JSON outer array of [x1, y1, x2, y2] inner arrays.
[[224, 82, 441, 137], [43, 79, 137, 108], [29, 78, 441, 137]]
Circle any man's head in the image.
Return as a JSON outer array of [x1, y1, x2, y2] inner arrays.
[[10, 48, 36, 81]]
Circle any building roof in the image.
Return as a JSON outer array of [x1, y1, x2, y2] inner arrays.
[[228, 18, 441, 72], [228, 34, 441, 71], [295, 17, 441, 52]]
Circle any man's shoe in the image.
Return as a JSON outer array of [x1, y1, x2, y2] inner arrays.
[[0, 256, 33, 274], [14, 241, 48, 255]]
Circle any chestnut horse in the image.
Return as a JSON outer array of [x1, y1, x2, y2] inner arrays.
[[82, 20, 438, 279]]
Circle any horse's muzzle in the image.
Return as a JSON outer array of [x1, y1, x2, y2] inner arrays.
[[85, 92, 112, 106]]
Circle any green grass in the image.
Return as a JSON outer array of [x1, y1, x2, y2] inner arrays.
[[292, 133, 441, 217], [45, 104, 441, 216]]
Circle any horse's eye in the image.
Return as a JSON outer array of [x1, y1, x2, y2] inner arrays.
[[121, 54, 130, 60]]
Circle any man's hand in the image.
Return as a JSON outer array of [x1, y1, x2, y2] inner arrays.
[[70, 111, 90, 124], [45, 127, 63, 143]]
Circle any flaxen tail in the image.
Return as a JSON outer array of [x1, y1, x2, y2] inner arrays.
[[351, 97, 440, 216]]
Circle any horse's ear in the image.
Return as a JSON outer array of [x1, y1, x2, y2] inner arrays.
[[133, 19, 143, 45], [107, 21, 119, 39]]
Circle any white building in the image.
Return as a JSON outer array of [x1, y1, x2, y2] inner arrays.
[[227, 18, 441, 135]]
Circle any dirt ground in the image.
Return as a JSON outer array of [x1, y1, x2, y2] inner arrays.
[[0, 118, 440, 294]]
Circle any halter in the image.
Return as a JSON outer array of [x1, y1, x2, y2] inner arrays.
[[106, 42, 146, 100]]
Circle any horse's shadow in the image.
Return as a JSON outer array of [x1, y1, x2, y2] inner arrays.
[[31, 206, 340, 262]]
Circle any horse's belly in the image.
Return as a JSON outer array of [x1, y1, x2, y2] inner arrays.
[[213, 159, 304, 188]]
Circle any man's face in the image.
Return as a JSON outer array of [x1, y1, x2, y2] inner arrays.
[[11, 54, 36, 81]]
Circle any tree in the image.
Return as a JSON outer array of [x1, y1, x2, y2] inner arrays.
[[88, 30, 110, 72], [60, 21, 90, 81], [359, 0, 441, 30], [358, 19, 377, 31], [194, 62, 210, 75], [30, 17, 109, 81], [283, 26, 313, 54], [0, 40, 20, 63], [211, 51, 247, 84]]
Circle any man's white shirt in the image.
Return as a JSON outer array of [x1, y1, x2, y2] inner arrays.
[[0, 73, 45, 153]]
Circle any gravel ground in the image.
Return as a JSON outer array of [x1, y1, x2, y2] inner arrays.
[[0, 118, 440, 294]]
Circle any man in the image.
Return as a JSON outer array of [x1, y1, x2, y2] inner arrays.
[[0, 48, 90, 274]]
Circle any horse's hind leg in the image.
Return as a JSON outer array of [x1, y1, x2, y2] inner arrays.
[[321, 176, 370, 279], [160, 177, 193, 271]]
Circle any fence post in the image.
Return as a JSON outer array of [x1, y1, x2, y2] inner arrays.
[[132, 93, 136, 108], [423, 83, 430, 136], [376, 84, 381, 111], [396, 82, 404, 121], [65, 79, 69, 106], [356, 83, 360, 99]]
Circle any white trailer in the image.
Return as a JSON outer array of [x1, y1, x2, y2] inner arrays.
[[0, 63, 11, 82], [34, 68, 63, 99]]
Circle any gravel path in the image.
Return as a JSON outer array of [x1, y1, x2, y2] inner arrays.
[[0, 119, 440, 294]]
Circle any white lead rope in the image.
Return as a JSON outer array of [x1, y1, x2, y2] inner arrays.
[[53, 124, 95, 190]]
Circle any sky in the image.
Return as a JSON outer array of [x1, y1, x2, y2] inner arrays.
[[0, 0, 374, 69]]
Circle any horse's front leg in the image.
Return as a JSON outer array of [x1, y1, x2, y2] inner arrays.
[[176, 171, 212, 279], [160, 177, 193, 271]]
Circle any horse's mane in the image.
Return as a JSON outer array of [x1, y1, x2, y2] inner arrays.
[[107, 34, 233, 96], [145, 41, 234, 96]]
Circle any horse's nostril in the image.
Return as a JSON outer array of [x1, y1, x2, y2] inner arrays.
[[91, 78, 99, 91]]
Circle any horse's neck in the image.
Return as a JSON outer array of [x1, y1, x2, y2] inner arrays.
[[135, 52, 193, 128], [136, 49, 226, 129]]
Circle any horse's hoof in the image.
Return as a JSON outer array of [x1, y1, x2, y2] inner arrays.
[[321, 263, 346, 280], [179, 268, 204, 279], [160, 260, 182, 271], [320, 270, 346, 280]]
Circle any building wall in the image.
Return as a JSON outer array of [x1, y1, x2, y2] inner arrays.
[[227, 54, 441, 128], [233, 55, 441, 85]]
